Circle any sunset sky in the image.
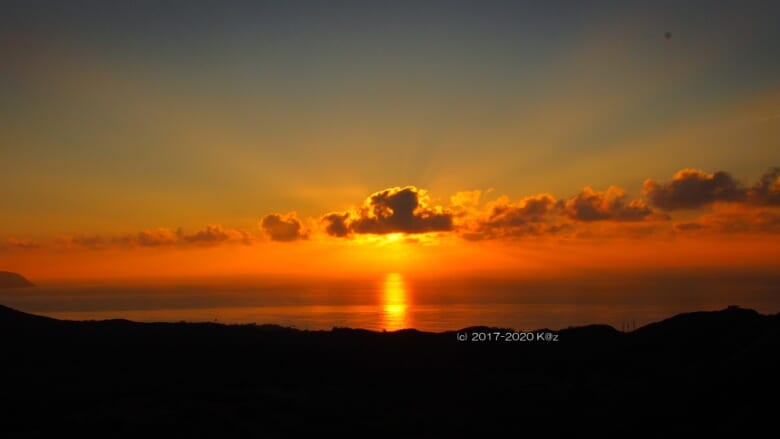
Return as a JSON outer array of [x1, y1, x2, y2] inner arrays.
[[1, 1, 779, 282]]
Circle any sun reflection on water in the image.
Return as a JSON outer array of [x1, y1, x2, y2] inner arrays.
[[382, 272, 408, 331]]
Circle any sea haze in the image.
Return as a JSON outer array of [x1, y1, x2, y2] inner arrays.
[[1, 270, 778, 332]]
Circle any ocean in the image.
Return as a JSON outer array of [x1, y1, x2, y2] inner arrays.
[[2, 271, 778, 332]]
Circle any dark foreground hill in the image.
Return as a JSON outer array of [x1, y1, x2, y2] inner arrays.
[[2, 304, 779, 437], [0, 271, 34, 288]]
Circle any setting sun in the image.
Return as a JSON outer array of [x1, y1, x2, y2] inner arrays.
[[382, 272, 409, 331]]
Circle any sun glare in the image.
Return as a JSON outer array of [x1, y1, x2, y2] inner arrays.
[[382, 272, 409, 331]]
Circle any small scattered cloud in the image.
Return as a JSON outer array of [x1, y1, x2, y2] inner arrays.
[[643, 168, 745, 210], [115, 228, 178, 247], [260, 213, 308, 242], [321, 186, 453, 237], [181, 224, 254, 246]]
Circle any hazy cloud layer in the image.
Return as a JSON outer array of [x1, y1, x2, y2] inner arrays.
[[0, 238, 40, 250], [674, 206, 780, 234], [260, 213, 308, 242], [55, 225, 254, 249], [674, 222, 706, 232], [321, 187, 453, 237], [115, 229, 178, 247], [57, 235, 108, 249]]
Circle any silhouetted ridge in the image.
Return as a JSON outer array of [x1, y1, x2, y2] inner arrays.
[[633, 305, 766, 342], [0, 304, 60, 329], [1, 304, 778, 436]]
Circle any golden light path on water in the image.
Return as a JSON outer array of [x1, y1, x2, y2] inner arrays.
[[382, 272, 408, 331]]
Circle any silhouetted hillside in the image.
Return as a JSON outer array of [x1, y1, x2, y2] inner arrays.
[[0, 271, 33, 288], [0, 304, 60, 330], [1, 304, 778, 437]]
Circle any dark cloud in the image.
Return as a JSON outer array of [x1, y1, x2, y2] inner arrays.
[[643, 168, 745, 210], [747, 168, 780, 206], [565, 186, 655, 221], [260, 213, 307, 242], [321, 187, 453, 237]]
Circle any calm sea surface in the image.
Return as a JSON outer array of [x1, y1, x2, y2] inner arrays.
[[2, 272, 779, 332]]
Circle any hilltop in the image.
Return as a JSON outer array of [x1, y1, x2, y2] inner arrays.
[[1, 304, 778, 436], [0, 271, 34, 288]]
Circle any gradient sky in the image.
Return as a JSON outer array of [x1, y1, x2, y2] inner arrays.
[[1, 1, 779, 281]]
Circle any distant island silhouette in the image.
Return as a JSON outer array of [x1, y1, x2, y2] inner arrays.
[[1, 304, 778, 436], [0, 271, 34, 288]]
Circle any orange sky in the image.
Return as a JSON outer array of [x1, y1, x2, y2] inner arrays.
[[1, 3, 779, 283]]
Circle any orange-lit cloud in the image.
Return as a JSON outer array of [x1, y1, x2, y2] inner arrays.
[[260, 213, 308, 242], [322, 187, 453, 237], [564, 186, 657, 221], [458, 194, 565, 241]]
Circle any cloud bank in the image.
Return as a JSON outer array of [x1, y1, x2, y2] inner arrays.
[[4, 167, 778, 250]]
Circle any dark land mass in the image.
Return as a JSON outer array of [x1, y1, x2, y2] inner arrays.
[[2, 304, 779, 437], [0, 271, 34, 288]]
